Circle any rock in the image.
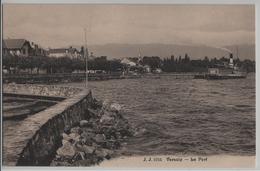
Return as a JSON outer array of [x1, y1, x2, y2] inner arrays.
[[110, 103, 121, 112], [80, 131, 95, 145], [115, 131, 122, 139], [119, 129, 132, 137], [80, 138, 92, 146], [115, 112, 123, 119], [93, 134, 106, 144], [83, 145, 96, 154], [100, 114, 115, 125], [134, 128, 146, 137], [89, 118, 98, 123], [57, 141, 76, 158], [115, 119, 128, 130], [62, 133, 71, 142], [72, 152, 85, 161], [62, 139, 69, 146], [68, 132, 80, 143], [70, 126, 82, 134], [102, 127, 117, 140], [75, 142, 95, 154], [51, 99, 134, 166], [81, 127, 94, 133], [102, 100, 110, 109], [91, 99, 103, 110], [95, 148, 113, 159], [104, 140, 120, 149], [81, 131, 95, 139], [79, 120, 91, 127], [64, 125, 71, 134]]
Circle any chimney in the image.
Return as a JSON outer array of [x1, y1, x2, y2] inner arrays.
[[229, 53, 234, 68]]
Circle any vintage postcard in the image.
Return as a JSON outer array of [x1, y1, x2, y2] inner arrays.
[[1, 3, 256, 169]]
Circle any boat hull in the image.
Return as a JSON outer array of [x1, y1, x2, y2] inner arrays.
[[205, 74, 247, 80]]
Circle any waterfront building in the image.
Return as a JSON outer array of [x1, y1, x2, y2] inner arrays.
[[3, 38, 47, 57], [3, 39, 47, 57], [121, 57, 137, 66], [48, 46, 82, 59]]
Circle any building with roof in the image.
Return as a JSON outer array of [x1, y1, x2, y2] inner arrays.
[[3, 39, 32, 56], [3, 39, 47, 57], [48, 47, 82, 59], [120, 57, 137, 67]]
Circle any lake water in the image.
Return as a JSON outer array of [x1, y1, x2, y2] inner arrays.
[[65, 73, 255, 156]]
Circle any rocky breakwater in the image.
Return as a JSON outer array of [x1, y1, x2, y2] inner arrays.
[[51, 100, 134, 166]]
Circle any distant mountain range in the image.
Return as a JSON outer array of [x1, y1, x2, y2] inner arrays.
[[75, 43, 255, 60]]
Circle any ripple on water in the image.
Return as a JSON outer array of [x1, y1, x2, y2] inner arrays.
[[64, 73, 255, 156]]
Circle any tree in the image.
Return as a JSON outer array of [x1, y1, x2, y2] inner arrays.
[[142, 56, 161, 69]]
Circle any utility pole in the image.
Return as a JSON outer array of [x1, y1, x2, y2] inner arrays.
[[84, 28, 88, 89], [138, 48, 142, 65], [236, 46, 239, 59]]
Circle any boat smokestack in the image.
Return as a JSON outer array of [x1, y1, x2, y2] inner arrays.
[[229, 53, 234, 68]]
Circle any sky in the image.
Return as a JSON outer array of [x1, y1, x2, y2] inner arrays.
[[3, 4, 255, 48]]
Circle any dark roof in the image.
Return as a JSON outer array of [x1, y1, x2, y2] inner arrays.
[[3, 39, 30, 49], [49, 48, 80, 54], [49, 48, 68, 53], [69, 48, 80, 53]]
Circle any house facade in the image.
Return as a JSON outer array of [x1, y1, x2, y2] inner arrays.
[[3, 39, 47, 57], [48, 47, 82, 59], [3, 39, 32, 56]]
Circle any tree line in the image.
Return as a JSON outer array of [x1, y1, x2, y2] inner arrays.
[[161, 54, 255, 73], [2, 53, 255, 74], [2, 54, 123, 74], [141, 54, 255, 73]]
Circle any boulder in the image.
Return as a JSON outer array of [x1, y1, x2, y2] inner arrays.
[[115, 119, 128, 130], [81, 131, 95, 139], [100, 114, 115, 125], [102, 127, 117, 140], [70, 126, 82, 134], [62, 139, 69, 146], [72, 151, 85, 162], [80, 136, 93, 146], [90, 99, 101, 110], [93, 134, 106, 144], [68, 132, 80, 142], [110, 103, 121, 112], [89, 117, 98, 123], [101, 100, 110, 110], [62, 133, 71, 142], [75, 142, 95, 154], [57, 141, 76, 158], [115, 131, 122, 139], [95, 148, 113, 159], [64, 125, 71, 134], [104, 139, 121, 149], [80, 120, 91, 127], [82, 145, 96, 154]]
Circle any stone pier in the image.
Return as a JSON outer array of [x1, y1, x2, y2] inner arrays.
[[2, 84, 93, 166]]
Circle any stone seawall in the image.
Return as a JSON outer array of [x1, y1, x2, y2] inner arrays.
[[3, 83, 82, 98], [3, 83, 94, 166], [16, 90, 93, 166], [3, 83, 133, 166]]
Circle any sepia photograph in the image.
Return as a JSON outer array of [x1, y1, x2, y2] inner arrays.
[[1, 3, 256, 169]]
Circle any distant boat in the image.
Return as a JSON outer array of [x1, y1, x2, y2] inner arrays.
[[194, 53, 247, 80], [206, 53, 247, 79]]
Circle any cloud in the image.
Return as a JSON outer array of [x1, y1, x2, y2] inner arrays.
[[3, 4, 255, 48]]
